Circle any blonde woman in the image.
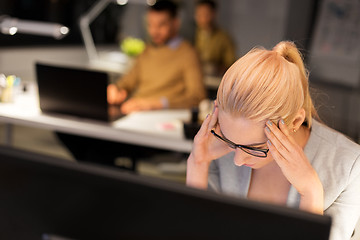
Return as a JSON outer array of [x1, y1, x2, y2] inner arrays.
[[186, 41, 360, 240]]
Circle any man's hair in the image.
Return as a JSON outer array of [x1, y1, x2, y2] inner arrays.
[[196, 0, 217, 11], [149, 0, 178, 18]]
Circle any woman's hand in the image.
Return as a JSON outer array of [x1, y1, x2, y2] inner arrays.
[[265, 120, 324, 214], [186, 105, 231, 189], [191, 105, 231, 164]]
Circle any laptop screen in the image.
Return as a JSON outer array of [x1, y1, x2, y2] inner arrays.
[[36, 62, 113, 121]]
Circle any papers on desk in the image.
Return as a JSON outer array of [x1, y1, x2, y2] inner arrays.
[[112, 109, 191, 139]]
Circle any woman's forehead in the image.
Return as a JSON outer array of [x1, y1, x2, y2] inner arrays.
[[218, 110, 267, 145]]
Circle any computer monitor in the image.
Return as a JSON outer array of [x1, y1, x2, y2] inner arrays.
[[0, 146, 331, 240]]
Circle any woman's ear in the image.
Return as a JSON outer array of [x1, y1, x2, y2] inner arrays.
[[291, 108, 306, 132]]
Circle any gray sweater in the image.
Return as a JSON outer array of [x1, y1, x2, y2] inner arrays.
[[208, 120, 360, 240]]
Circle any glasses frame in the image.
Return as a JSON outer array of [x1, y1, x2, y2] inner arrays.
[[210, 129, 269, 158]]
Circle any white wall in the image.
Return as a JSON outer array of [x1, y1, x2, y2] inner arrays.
[[0, 46, 89, 83]]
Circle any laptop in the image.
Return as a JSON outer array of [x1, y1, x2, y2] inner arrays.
[[35, 62, 124, 122]]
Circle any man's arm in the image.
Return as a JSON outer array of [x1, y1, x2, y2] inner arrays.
[[107, 54, 143, 105], [115, 53, 143, 94]]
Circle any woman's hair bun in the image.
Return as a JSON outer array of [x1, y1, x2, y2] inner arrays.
[[273, 41, 307, 78], [273, 41, 301, 64]]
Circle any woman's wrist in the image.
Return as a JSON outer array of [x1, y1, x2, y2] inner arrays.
[[299, 180, 324, 215], [186, 153, 211, 189]]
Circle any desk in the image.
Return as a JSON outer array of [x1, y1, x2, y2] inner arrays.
[[0, 46, 218, 153], [0, 84, 193, 153]]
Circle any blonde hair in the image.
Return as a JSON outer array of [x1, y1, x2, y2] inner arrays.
[[217, 41, 318, 128]]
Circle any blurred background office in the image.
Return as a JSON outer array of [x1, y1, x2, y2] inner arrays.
[[1, 0, 360, 238], [1, 0, 360, 177]]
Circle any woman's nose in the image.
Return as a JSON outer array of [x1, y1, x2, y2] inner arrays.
[[233, 148, 251, 166]]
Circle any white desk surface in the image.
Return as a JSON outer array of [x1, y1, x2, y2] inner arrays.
[[0, 84, 193, 153], [0, 46, 218, 153]]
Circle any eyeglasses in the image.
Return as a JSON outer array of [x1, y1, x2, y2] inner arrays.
[[210, 129, 269, 158]]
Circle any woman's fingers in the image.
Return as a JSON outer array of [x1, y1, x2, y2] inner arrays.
[[265, 120, 296, 153], [266, 139, 288, 167], [265, 119, 297, 163], [277, 119, 297, 145], [265, 128, 291, 164], [195, 104, 218, 140], [208, 105, 218, 131], [195, 113, 211, 139]]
